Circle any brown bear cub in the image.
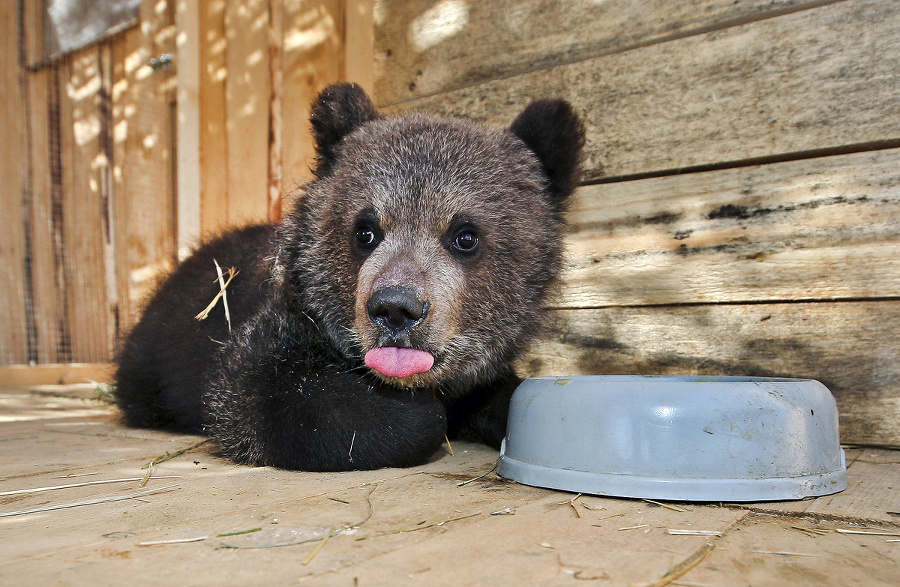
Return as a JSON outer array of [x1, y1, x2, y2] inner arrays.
[[115, 83, 584, 471]]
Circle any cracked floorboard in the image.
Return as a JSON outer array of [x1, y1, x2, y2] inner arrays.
[[0, 386, 898, 585]]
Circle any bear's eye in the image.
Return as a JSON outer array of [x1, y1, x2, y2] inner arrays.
[[353, 212, 382, 253], [452, 228, 479, 254], [355, 225, 379, 248]]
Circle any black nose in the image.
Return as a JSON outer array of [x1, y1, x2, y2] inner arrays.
[[367, 285, 427, 336]]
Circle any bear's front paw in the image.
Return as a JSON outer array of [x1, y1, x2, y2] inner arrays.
[[206, 371, 447, 472]]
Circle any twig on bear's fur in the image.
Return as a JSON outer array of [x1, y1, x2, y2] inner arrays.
[[194, 260, 239, 331]]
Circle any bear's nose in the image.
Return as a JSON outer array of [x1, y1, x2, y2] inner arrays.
[[367, 285, 428, 336]]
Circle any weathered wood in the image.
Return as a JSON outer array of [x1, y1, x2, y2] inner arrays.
[[25, 69, 62, 363], [60, 52, 111, 362], [111, 27, 176, 332], [389, 0, 900, 181], [279, 0, 346, 197], [175, 0, 202, 256], [0, 363, 112, 388], [558, 149, 900, 308], [518, 301, 900, 445], [0, 390, 897, 584], [0, 4, 28, 364], [224, 0, 271, 226], [375, 0, 826, 105], [198, 0, 230, 237], [345, 0, 374, 95]]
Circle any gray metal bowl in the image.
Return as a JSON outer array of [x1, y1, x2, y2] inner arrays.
[[498, 376, 847, 502]]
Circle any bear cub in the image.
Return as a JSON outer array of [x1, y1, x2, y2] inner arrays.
[[115, 83, 584, 471]]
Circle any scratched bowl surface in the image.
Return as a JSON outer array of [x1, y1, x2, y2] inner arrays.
[[498, 376, 847, 502]]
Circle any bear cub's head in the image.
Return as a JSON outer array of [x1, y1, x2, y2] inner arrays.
[[279, 83, 584, 395]]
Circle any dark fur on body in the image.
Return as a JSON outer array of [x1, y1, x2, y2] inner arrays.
[[116, 83, 584, 471]]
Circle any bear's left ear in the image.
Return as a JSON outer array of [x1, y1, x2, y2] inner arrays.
[[509, 99, 585, 212], [310, 83, 380, 178]]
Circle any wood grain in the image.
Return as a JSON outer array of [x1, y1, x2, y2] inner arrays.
[[112, 27, 176, 331], [518, 301, 900, 445], [374, 0, 827, 104], [279, 0, 345, 198], [61, 51, 110, 362], [558, 149, 900, 308], [0, 4, 28, 364], [224, 0, 271, 226], [25, 69, 62, 363], [388, 0, 900, 181], [198, 0, 230, 237]]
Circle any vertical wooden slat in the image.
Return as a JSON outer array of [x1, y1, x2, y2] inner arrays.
[[26, 67, 62, 363], [113, 24, 176, 331], [0, 2, 29, 364], [47, 62, 72, 363], [98, 43, 120, 348], [21, 0, 45, 66], [198, 0, 229, 237], [279, 0, 344, 195], [343, 0, 374, 95], [61, 50, 110, 361], [224, 0, 271, 226], [176, 0, 202, 258], [268, 0, 284, 222]]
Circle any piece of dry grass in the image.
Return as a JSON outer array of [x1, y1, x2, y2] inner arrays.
[[0, 484, 180, 518], [221, 485, 377, 549], [138, 536, 208, 546], [444, 434, 455, 456], [666, 529, 723, 537], [792, 525, 830, 536], [644, 499, 689, 512], [194, 260, 239, 331], [752, 550, 821, 557], [216, 527, 262, 538], [569, 494, 583, 518], [141, 439, 211, 470], [836, 528, 900, 537], [302, 533, 331, 565], [0, 476, 180, 496], [367, 511, 481, 538], [633, 541, 716, 587], [457, 463, 498, 487]]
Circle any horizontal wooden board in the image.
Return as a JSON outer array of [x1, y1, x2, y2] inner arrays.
[[517, 301, 900, 446], [557, 148, 900, 308], [389, 0, 900, 181], [0, 363, 113, 388], [374, 0, 824, 104]]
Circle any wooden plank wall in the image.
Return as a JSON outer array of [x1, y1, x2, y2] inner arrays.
[[0, 0, 372, 371], [375, 0, 900, 445]]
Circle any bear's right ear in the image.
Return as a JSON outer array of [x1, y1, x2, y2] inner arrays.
[[509, 99, 585, 213], [310, 83, 379, 178]]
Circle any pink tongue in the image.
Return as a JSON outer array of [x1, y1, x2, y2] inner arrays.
[[365, 347, 434, 379]]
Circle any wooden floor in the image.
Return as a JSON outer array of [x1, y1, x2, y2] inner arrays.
[[1, 385, 898, 585]]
